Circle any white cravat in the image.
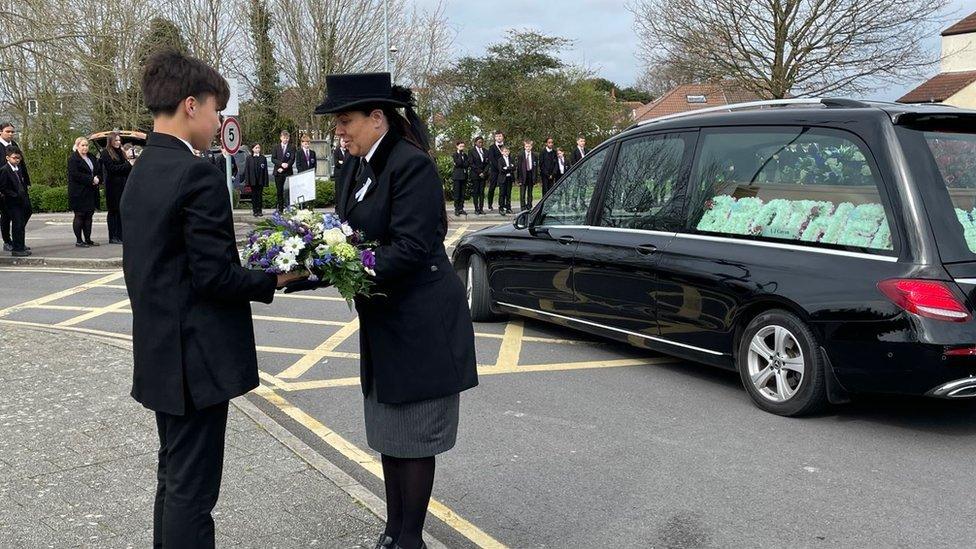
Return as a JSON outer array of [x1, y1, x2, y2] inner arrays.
[[356, 132, 388, 201]]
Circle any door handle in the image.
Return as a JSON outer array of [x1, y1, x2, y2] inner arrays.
[[557, 235, 576, 245], [635, 244, 657, 255]]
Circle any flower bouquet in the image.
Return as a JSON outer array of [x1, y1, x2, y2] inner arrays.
[[240, 208, 377, 304]]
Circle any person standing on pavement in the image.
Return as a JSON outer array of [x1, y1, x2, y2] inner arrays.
[[0, 146, 31, 257], [539, 137, 557, 195], [451, 140, 469, 217], [311, 72, 478, 549], [99, 132, 132, 244], [468, 136, 488, 215], [121, 50, 303, 549], [244, 142, 269, 217], [571, 135, 587, 166], [516, 139, 538, 212], [296, 134, 318, 173], [67, 137, 101, 248], [332, 137, 350, 182], [495, 145, 515, 214], [271, 130, 295, 212], [486, 130, 504, 212], [0, 122, 29, 252]]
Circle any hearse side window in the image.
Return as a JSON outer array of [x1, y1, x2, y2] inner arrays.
[[599, 134, 686, 231], [687, 127, 895, 253], [537, 148, 608, 226]]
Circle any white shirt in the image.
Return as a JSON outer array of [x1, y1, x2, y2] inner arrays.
[[356, 131, 388, 201], [525, 151, 532, 170], [558, 158, 565, 172], [364, 132, 388, 163], [578, 146, 585, 157], [82, 155, 93, 172], [7, 162, 18, 172], [0, 138, 10, 148], [502, 155, 510, 168], [177, 136, 194, 153], [476, 147, 484, 161]]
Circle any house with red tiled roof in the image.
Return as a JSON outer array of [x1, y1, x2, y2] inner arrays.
[[898, 10, 976, 106], [631, 81, 761, 123]]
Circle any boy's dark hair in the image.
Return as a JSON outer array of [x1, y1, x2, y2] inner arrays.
[[141, 50, 229, 116], [456, 140, 464, 146], [474, 136, 484, 143], [0, 122, 13, 131], [5, 145, 22, 157]]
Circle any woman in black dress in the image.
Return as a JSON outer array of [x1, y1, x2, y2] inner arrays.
[[310, 73, 478, 549], [99, 132, 131, 244], [67, 137, 101, 247]]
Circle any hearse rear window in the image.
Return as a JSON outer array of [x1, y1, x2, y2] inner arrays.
[[922, 131, 976, 255], [687, 128, 895, 254]]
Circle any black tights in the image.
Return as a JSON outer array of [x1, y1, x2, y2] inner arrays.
[[381, 455, 436, 549], [73, 211, 93, 243]]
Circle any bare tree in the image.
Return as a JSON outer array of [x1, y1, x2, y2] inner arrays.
[[629, 0, 950, 98], [392, 1, 456, 119]]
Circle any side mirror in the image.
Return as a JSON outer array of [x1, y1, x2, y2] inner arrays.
[[513, 210, 530, 230]]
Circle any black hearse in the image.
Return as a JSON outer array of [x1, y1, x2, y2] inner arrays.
[[453, 99, 976, 416]]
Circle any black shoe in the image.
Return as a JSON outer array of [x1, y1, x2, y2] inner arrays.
[[459, 209, 468, 216], [2, 243, 11, 251], [109, 238, 122, 244], [454, 211, 462, 217], [86, 241, 100, 246], [488, 207, 494, 212], [254, 212, 264, 217], [11, 250, 30, 257], [75, 242, 90, 248], [373, 534, 395, 549]]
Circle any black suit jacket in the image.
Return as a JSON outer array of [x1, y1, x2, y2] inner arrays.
[[272, 143, 296, 178], [469, 147, 489, 180], [244, 154, 269, 189], [99, 148, 132, 211], [495, 155, 515, 187], [335, 133, 477, 404], [121, 132, 278, 415], [451, 150, 469, 180], [0, 164, 30, 211], [571, 146, 588, 166], [67, 152, 101, 212], [487, 143, 504, 180], [539, 148, 558, 179], [0, 139, 29, 185], [516, 150, 539, 184], [332, 147, 349, 176], [296, 147, 317, 173]]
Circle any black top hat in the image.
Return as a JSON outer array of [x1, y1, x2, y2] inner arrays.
[[314, 72, 410, 114]]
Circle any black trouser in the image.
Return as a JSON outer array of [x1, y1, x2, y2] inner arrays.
[[107, 209, 123, 241], [499, 177, 513, 212], [252, 185, 264, 215], [540, 172, 554, 196], [154, 400, 229, 549], [0, 203, 10, 245], [471, 174, 486, 213], [487, 172, 498, 209], [7, 205, 29, 252], [452, 178, 467, 214], [520, 175, 535, 211], [274, 175, 287, 212]]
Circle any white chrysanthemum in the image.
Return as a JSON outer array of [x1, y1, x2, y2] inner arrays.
[[340, 223, 354, 236], [281, 236, 305, 255], [313, 223, 327, 238], [275, 253, 298, 271], [315, 244, 329, 256], [292, 209, 316, 224], [324, 228, 346, 246]]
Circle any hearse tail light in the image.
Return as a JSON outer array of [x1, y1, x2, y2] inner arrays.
[[877, 279, 971, 323]]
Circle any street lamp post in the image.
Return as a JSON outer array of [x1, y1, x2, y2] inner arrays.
[[383, 0, 390, 73]]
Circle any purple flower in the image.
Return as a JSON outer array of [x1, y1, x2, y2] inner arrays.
[[360, 249, 376, 269]]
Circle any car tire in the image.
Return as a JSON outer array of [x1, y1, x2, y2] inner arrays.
[[737, 309, 827, 417], [465, 254, 498, 322]]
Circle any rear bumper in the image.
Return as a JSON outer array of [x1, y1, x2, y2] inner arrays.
[[926, 377, 976, 398]]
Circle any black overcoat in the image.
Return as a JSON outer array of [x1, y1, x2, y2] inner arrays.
[[67, 151, 101, 213], [99, 147, 132, 211]]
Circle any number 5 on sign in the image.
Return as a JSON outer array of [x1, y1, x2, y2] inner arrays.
[[220, 116, 242, 204]]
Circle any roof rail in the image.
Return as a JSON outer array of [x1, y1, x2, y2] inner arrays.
[[635, 97, 870, 126]]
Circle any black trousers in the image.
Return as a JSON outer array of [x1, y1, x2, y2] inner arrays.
[[541, 173, 554, 196], [7, 205, 29, 251], [499, 177, 513, 212], [274, 175, 287, 212], [520, 176, 535, 211], [452, 178, 467, 214], [252, 185, 265, 215], [0, 203, 10, 244], [471, 175, 486, 213], [487, 173, 498, 209], [153, 400, 229, 549], [107, 209, 123, 241]]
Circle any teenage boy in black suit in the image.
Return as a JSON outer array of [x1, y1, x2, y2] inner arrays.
[[120, 50, 303, 548], [516, 139, 538, 212], [487, 130, 504, 211], [296, 134, 317, 173], [0, 146, 31, 257], [332, 137, 350, 182], [496, 145, 515, 214], [539, 137, 557, 195], [572, 135, 588, 165], [272, 130, 296, 211], [0, 123, 28, 252], [468, 136, 489, 215], [451, 140, 470, 216]]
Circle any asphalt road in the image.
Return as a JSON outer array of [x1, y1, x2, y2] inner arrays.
[[2, 221, 976, 548]]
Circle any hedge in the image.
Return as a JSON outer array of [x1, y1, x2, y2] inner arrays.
[[40, 186, 70, 212]]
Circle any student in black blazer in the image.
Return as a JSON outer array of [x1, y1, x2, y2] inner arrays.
[[332, 138, 350, 181], [495, 146, 515, 214], [515, 139, 538, 211], [468, 136, 489, 215], [539, 136, 558, 195], [486, 131, 504, 211], [313, 72, 477, 549], [99, 132, 132, 244], [120, 51, 302, 548], [0, 145, 31, 256], [244, 142, 269, 216], [0, 122, 28, 252], [571, 135, 588, 165], [67, 137, 101, 247], [296, 134, 317, 173], [451, 140, 469, 216], [271, 130, 295, 211]]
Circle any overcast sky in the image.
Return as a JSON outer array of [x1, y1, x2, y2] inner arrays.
[[414, 0, 976, 101]]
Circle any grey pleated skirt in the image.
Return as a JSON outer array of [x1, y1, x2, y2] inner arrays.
[[363, 379, 460, 458]]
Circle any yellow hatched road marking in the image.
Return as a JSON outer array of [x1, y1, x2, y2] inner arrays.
[[493, 320, 524, 368], [277, 318, 361, 379], [444, 223, 471, 247], [253, 385, 507, 548], [0, 272, 124, 319], [57, 298, 131, 327]]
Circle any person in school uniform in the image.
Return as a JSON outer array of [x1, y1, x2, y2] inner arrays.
[[451, 140, 469, 217], [571, 135, 588, 165], [516, 139, 538, 212], [0, 122, 29, 252], [468, 137, 489, 215], [486, 131, 504, 211], [332, 137, 350, 182], [271, 130, 296, 212], [296, 134, 318, 173], [0, 146, 31, 257], [495, 145, 515, 214], [244, 143, 269, 217], [539, 137, 558, 195]]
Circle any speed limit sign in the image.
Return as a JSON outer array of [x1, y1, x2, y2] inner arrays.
[[220, 116, 241, 155]]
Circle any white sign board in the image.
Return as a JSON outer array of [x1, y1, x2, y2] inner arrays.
[[221, 77, 239, 116], [288, 169, 317, 206]]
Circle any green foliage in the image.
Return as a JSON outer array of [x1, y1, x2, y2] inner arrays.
[[313, 179, 335, 207], [41, 186, 70, 212], [588, 77, 654, 103], [246, 0, 282, 150], [28, 185, 46, 212], [20, 105, 74, 188]]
